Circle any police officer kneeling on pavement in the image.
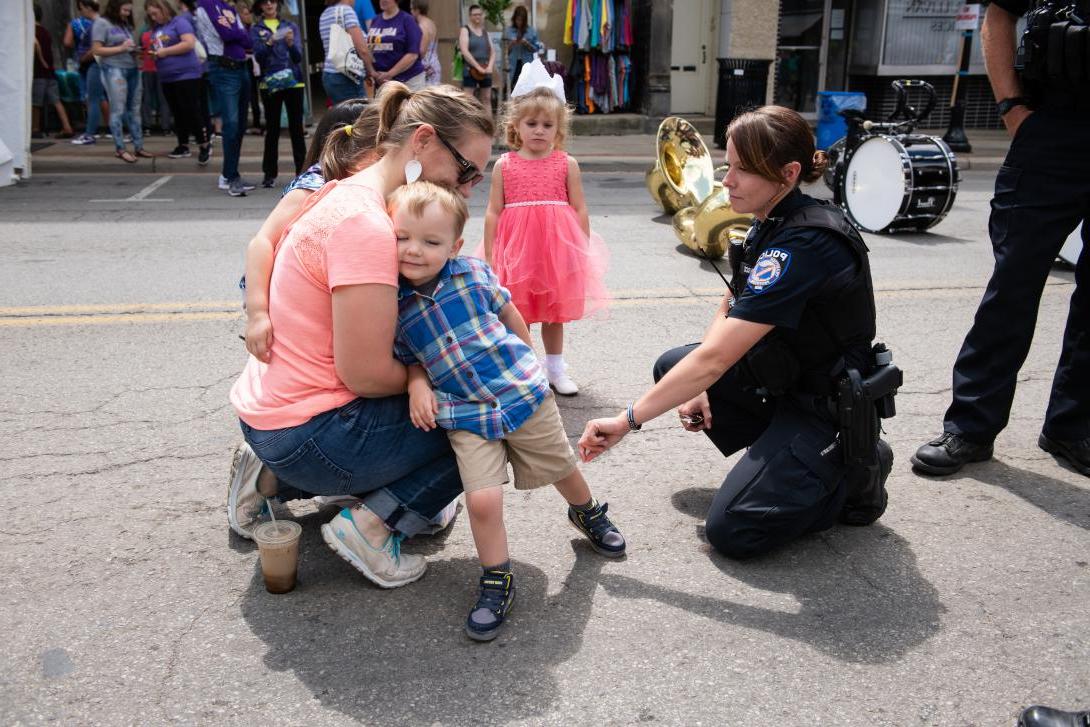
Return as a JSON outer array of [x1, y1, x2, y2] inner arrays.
[[912, 0, 1090, 478], [578, 105, 901, 559]]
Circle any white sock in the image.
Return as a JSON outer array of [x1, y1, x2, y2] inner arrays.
[[545, 354, 565, 374]]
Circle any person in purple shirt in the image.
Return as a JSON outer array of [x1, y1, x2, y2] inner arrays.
[[145, 0, 211, 164], [250, 0, 305, 188], [196, 0, 254, 196], [366, 0, 425, 91]]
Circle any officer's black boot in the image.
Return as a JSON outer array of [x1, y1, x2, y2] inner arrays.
[[1038, 434, 1090, 476], [910, 432, 993, 476], [1017, 705, 1090, 727], [839, 439, 893, 526]]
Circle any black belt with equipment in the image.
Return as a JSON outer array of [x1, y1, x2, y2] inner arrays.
[[1017, 1, 1090, 90]]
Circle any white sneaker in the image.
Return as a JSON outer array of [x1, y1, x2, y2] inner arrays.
[[321, 507, 426, 588], [218, 174, 229, 190], [227, 442, 267, 539], [547, 368, 579, 396]]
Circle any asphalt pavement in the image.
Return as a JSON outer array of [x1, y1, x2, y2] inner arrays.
[[0, 148, 1086, 726]]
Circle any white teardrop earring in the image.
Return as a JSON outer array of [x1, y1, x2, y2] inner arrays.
[[404, 158, 422, 184]]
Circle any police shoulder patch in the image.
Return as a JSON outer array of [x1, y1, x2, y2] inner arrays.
[[746, 248, 791, 294]]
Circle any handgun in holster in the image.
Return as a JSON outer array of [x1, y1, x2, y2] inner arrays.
[[835, 343, 903, 468]]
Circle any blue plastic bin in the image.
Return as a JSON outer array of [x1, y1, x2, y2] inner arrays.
[[816, 91, 867, 150]]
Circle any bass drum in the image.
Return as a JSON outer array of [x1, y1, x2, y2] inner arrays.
[[836, 134, 959, 234]]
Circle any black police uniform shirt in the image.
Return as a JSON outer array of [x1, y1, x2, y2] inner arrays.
[[730, 188, 858, 333]]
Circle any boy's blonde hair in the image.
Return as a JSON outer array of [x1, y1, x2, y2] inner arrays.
[[502, 87, 571, 151], [388, 181, 469, 240]]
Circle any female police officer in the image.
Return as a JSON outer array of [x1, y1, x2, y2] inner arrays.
[[579, 105, 894, 559]]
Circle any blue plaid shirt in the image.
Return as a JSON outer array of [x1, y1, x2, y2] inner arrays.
[[394, 257, 549, 440]]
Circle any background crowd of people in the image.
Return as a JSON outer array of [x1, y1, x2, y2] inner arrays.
[[36, 0, 544, 196]]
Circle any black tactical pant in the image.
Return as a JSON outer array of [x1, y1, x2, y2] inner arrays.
[[944, 108, 1089, 443], [654, 344, 850, 559]]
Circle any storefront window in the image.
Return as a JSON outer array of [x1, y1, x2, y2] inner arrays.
[[775, 0, 825, 112]]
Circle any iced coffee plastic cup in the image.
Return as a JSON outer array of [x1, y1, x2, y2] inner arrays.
[[253, 520, 302, 594]]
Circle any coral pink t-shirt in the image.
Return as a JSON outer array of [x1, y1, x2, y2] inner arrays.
[[230, 175, 398, 429]]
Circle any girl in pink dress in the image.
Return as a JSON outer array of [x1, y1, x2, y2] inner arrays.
[[482, 86, 609, 396]]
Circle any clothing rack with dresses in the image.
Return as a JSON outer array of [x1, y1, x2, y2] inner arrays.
[[563, 0, 633, 114]]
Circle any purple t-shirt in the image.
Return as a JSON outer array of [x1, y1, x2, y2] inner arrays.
[[196, 0, 251, 61], [152, 16, 202, 83], [366, 10, 424, 82]]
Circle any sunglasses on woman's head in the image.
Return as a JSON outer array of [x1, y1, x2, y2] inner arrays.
[[435, 132, 484, 187]]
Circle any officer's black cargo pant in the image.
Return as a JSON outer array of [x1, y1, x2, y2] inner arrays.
[[944, 107, 1090, 443], [654, 344, 850, 559]]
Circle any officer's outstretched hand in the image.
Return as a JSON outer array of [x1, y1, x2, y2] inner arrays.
[[578, 414, 629, 462], [678, 393, 712, 432]]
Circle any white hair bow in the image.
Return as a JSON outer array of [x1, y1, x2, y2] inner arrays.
[[510, 57, 566, 103]]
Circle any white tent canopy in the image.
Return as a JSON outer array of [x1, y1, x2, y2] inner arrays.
[[0, 1, 33, 185]]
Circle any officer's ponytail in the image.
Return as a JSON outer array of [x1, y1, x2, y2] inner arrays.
[[727, 106, 825, 186]]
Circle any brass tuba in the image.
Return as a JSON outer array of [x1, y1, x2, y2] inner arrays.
[[646, 117, 752, 259]]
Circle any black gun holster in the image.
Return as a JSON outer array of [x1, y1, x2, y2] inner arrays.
[[835, 359, 903, 468]]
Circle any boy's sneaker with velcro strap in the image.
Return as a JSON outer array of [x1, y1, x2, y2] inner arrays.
[[567, 500, 626, 557], [465, 568, 515, 641]]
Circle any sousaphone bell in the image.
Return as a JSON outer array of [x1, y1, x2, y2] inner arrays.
[[646, 117, 752, 259]]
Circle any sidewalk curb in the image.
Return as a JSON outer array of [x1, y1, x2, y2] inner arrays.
[[25, 154, 1006, 176]]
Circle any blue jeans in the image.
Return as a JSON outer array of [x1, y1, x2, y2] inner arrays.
[[207, 63, 250, 181], [84, 63, 106, 135], [322, 71, 365, 104], [102, 65, 143, 151], [240, 395, 462, 537]]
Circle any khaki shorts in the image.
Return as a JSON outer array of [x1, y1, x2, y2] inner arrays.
[[449, 394, 578, 493]]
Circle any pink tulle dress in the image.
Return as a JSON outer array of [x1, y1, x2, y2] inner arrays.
[[489, 150, 609, 324]]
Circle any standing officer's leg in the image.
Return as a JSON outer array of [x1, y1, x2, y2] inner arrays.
[[1039, 216, 1090, 474], [704, 405, 848, 559], [915, 113, 1088, 474]]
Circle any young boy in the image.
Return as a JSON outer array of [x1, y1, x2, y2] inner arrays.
[[385, 181, 625, 641]]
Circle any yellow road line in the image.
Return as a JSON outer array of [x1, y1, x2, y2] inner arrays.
[[0, 301, 239, 316], [0, 281, 1072, 328], [0, 311, 240, 327]]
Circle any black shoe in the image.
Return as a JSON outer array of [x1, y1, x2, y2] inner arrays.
[[197, 144, 211, 166], [911, 432, 993, 476], [568, 500, 626, 557], [168, 145, 190, 158], [1038, 434, 1090, 476], [465, 569, 515, 642], [839, 439, 893, 526], [1018, 705, 1090, 727], [261, 176, 277, 188]]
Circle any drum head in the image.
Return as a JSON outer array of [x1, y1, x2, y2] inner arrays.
[[843, 137, 906, 232]]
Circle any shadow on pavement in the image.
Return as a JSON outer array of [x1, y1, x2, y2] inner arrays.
[[240, 513, 607, 725], [963, 460, 1090, 531], [887, 231, 973, 246], [591, 486, 943, 665]]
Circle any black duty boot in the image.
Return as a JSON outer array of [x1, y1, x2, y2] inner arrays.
[[1018, 705, 1090, 727], [839, 439, 893, 526], [1038, 434, 1090, 476], [910, 432, 993, 476]]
